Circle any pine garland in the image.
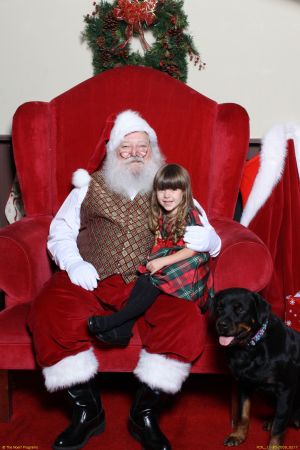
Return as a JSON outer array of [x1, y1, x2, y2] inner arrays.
[[82, 0, 205, 82]]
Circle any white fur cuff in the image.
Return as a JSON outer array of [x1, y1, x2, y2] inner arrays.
[[133, 349, 191, 394], [43, 348, 99, 392]]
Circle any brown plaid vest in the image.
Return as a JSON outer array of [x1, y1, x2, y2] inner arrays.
[[77, 170, 154, 283]]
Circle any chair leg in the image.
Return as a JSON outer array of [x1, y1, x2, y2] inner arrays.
[[0, 369, 12, 422]]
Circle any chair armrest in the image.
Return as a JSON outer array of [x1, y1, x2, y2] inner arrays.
[[210, 218, 273, 292], [0, 216, 53, 306]]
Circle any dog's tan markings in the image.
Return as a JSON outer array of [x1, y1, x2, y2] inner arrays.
[[237, 323, 252, 333], [224, 397, 250, 446], [269, 432, 284, 447]]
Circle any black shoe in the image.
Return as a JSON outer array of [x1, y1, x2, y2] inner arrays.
[[88, 317, 132, 346], [94, 330, 131, 347], [87, 316, 104, 335], [52, 378, 105, 450], [129, 383, 171, 450]]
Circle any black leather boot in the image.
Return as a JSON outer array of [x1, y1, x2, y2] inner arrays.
[[52, 377, 105, 450], [128, 383, 171, 450]]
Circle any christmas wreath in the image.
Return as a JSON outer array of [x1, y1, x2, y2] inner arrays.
[[83, 0, 204, 82]]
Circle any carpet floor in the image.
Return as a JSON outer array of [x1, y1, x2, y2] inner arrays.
[[0, 371, 299, 450]]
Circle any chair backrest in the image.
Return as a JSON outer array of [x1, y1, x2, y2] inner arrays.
[[12, 65, 249, 219]]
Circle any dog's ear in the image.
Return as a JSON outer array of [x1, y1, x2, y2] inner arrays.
[[252, 292, 271, 325]]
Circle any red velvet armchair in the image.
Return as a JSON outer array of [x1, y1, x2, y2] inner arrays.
[[0, 66, 272, 420]]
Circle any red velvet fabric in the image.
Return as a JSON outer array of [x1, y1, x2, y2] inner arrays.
[[247, 141, 300, 317], [12, 66, 249, 217], [0, 303, 36, 369], [0, 66, 273, 374], [28, 272, 206, 367], [0, 216, 52, 306], [211, 218, 273, 292], [0, 302, 225, 373], [240, 154, 260, 208]]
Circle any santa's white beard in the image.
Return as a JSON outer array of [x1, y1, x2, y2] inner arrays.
[[102, 152, 164, 198]]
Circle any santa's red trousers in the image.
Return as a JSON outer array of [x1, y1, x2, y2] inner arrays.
[[28, 271, 207, 369]]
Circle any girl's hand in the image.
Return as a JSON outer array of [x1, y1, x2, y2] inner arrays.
[[146, 257, 167, 275]]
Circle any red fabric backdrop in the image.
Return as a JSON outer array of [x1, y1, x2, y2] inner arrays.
[[242, 141, 300, 318]]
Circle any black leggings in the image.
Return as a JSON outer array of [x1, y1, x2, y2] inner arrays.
[[88, 275, 160, 338]]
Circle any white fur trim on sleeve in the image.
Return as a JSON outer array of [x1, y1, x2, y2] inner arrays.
[[241, 123, 300, 227], [42, 348, 99, 392], [133, 349, 191, 394], [286, 122, 300, 175], [72, 168, 91, 188]]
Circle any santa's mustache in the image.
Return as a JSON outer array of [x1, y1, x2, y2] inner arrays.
[[124, 156, 145, 164]]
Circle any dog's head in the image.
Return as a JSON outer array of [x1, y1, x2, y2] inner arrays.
[[212, 288, 271, 347]]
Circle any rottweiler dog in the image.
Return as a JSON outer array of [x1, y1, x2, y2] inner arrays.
[[212, 287, 300, 447]]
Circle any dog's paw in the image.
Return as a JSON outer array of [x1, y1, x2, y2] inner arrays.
[[224, 434, 245, 446]]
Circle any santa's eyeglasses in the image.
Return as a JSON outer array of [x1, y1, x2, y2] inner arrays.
[[118, 142, 150, 159]]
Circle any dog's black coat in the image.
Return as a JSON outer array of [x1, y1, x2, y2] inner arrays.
[[212, 287, 300, 446]]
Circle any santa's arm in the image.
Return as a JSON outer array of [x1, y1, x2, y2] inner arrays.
[[47, 186, 87, 269], [48, 170, 99, 291]]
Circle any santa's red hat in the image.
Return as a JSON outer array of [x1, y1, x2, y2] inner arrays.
[[72, 110, 159, 188]]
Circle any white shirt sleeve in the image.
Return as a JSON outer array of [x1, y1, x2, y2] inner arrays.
[[47, 185, 89, 270]]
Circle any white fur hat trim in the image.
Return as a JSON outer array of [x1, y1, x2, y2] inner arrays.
[[72, 168, 91, 188], [107, 110, 157, 153], [241, 122, 300, 227]]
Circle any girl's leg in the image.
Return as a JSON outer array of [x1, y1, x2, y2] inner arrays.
[[88, 275, 160, 341]]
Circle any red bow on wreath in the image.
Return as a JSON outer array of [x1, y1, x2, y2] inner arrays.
[[113, 0, 158, 51]]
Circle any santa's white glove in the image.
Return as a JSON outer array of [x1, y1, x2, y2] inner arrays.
[[66, 260, 99, 291], [184, 200, 221, 257], [184, 225, 221, 257]]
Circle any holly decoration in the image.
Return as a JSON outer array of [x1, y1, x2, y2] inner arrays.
[[83, 0, 205, 82]]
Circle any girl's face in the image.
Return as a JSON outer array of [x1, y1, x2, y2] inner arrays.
[[156, 188, 184, 216]]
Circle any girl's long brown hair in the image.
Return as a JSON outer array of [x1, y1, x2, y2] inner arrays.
[[149, 164, 195, 243]]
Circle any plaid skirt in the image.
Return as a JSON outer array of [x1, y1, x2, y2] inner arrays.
[[139, 245, 213, 303]]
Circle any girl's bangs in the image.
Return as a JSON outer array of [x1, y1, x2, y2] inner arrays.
[[156, 175, 185, 191]]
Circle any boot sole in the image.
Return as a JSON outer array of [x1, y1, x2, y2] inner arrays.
[[128, 417, 148, 449], [128, 416, 172, 450], [52, 420, 105, 450]]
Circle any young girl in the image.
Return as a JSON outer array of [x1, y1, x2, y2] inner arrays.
[[88, 164, 213, 345]]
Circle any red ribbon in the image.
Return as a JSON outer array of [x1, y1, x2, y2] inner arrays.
[[113, 0, 158, 51]]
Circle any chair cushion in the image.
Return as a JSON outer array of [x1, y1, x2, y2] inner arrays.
[[0, 302, 226, 373]]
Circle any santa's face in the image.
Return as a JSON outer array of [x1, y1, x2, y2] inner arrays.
[[116, 132, 152, 174], [103, 130, 164, 198]]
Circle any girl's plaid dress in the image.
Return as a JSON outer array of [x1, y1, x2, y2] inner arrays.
[[138, 208, 213, 305]]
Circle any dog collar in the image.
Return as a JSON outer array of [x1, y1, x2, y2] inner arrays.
[[248, 319, 269, 347]]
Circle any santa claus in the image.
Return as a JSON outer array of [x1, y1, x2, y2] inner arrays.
[[28, 110, 221, 450]]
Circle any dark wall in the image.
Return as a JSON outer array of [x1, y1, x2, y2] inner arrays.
[[0, 136, 15, 228]]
